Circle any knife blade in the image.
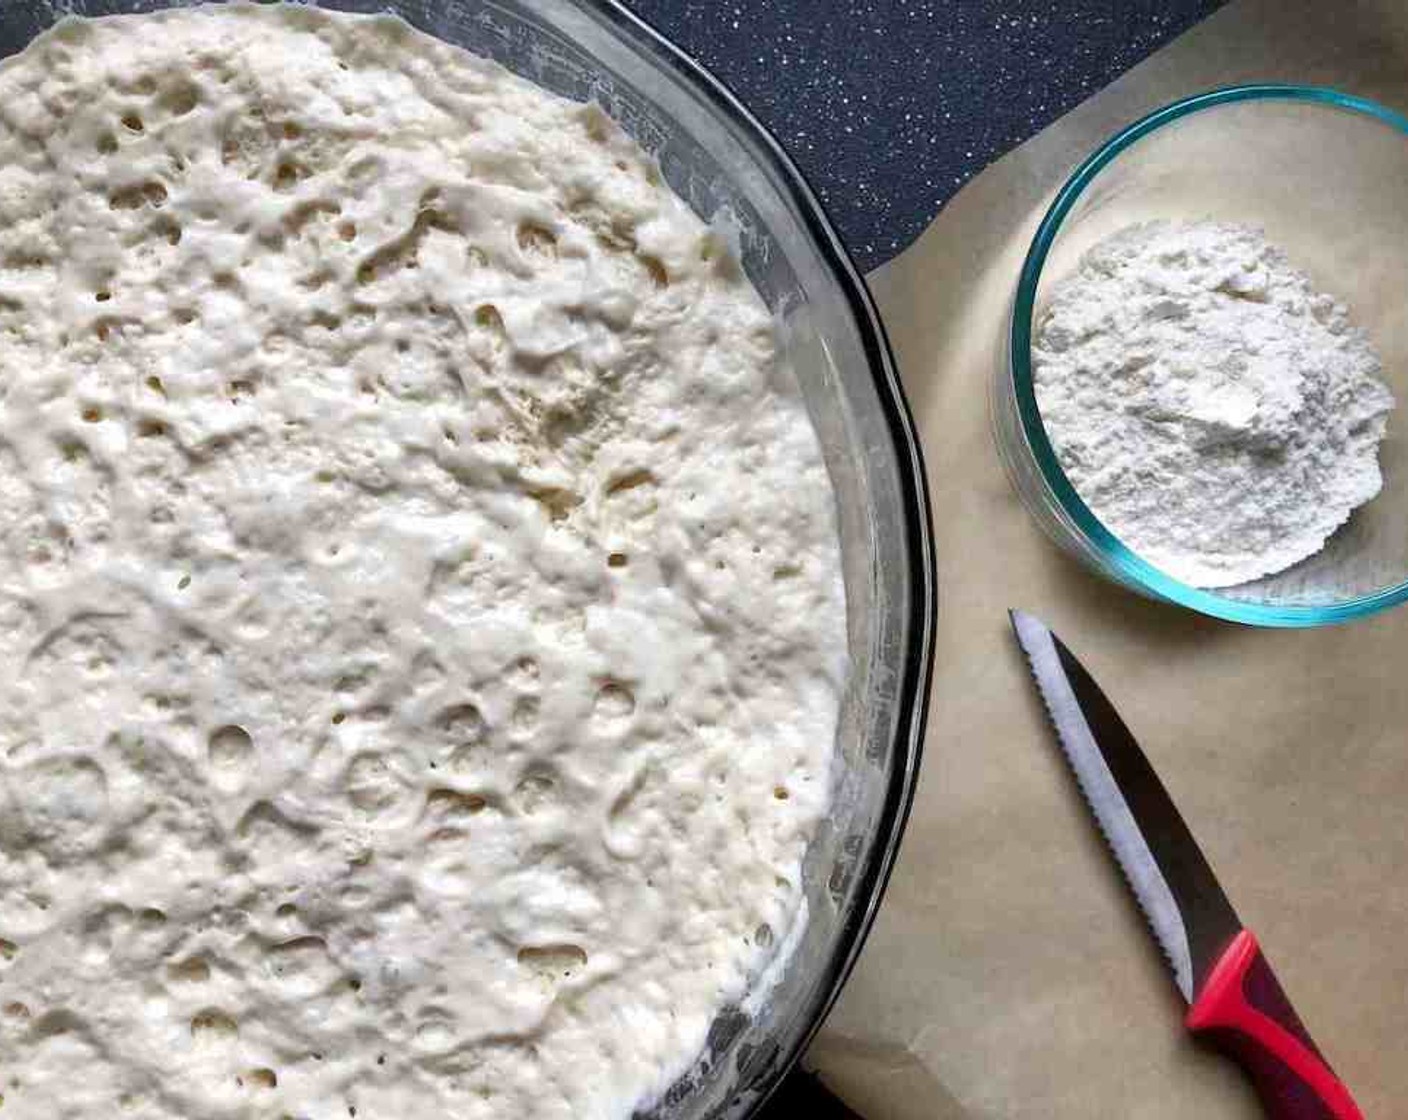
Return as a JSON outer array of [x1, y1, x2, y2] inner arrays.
[[1009, 610, 1363, 1120]]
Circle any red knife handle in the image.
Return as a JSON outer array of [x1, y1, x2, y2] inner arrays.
[[1185, 929, 1362, 1120]]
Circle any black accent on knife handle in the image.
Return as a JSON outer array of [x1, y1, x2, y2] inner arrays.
[[1186, 929, 1361, 1120]]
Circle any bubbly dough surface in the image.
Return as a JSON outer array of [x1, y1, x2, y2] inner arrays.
[[0, 7, 845, 1119]]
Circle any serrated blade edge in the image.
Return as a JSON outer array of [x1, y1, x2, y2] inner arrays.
[[1010, 610, 1195, 1003]]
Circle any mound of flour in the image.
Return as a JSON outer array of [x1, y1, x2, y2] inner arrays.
[[1034, 220, 1395, 588], [0, 7, 846, 1120]]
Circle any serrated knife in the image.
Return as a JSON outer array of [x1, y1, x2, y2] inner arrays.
[[1009, 610, 1363, 1120]]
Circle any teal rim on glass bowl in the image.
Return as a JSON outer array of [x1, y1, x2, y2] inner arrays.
[[1009, 83, 1408, 628]]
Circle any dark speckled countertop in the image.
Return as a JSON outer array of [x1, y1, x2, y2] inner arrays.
[[624, 1, 1226, 270]]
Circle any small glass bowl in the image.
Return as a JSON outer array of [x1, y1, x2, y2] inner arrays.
[[994, 85, 1408, 627]]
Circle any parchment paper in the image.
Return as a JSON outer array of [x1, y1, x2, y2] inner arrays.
[[807, 2, 1408, 1116]]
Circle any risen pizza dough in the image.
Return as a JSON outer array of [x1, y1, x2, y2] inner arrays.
[[0, 6, 846, 1120]]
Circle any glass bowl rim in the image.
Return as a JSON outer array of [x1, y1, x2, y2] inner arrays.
[[1009, 83, 1408, 628]]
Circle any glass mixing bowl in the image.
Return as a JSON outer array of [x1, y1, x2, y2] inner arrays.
[[0, 2, 936, 1117], [994, 85, 1408, 627]]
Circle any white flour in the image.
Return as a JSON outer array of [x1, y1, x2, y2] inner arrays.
[[1034, 220, 1395, 589]]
